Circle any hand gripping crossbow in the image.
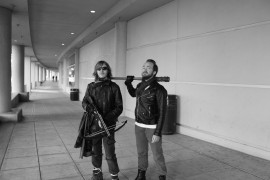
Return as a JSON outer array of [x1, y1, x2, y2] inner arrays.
[[80, 96, 127, 158]]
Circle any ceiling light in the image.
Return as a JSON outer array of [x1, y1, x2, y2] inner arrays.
[[14, 40, 17, 42], [61, 43, 65, 46], [71, 32, 75, 35], [90, 10, 95, 13]]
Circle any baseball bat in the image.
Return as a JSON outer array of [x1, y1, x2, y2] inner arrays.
[[111, 76, 170, 82]]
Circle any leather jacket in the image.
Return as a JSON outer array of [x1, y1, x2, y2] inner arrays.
[[126, 79, 167, 136], [82, 80, 123, 127]]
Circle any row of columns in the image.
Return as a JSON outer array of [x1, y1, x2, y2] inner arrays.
[[0, 7, 126, 113], [0, 6, 57, 114], [31, 62, 51, 88], [57, 21, 127, 103]]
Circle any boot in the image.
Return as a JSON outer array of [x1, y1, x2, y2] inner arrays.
[[135, 169, 146, 180], [159, 175, 166, 180], [91, 168, 103, 180]]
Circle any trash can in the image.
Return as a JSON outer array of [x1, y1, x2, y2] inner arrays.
[[162, 95, 178, 135], [70, 88, 79, 101]]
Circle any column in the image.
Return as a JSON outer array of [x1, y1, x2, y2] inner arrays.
[[50, 70, 52, 81], [59, 63, 63, 84], [63, 59, 67, 91], [0, 7, 12, 113], [49, 70, 52, 81], [11, 45, 25, 93], [74, 49, 79, 88], [36, 63, 39, 87], [44, 68, 46, 81], [45, 69, 48, 80], [115, 21, 127, 77], [114, 21, 127, 110], [24, 57, 31, 92], [30, 61, 36, 89], [43, 67, 45, 81], [39, 66, 43, 82]]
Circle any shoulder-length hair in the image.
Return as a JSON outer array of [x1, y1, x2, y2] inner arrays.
[[92, 60, 112, 81]]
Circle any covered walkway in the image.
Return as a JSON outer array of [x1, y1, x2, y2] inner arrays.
[[0, 82, 270, 180]]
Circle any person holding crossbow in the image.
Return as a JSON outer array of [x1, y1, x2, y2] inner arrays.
[[75, 60, 123, 180]]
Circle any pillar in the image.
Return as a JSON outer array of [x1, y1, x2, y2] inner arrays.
[[24, 57, 31, 92], [63, 59, 67, 90], [0, 7, 12, 113], [45, 69, 47, 81], [30, 61, 36, 89], [44, 68, 46, 81], [39, 66, 43, 82], [50, 70, 52, 81], [11, 45, 25, 93], [49, 70, 52, 81], [35, 63, 39, 87], [59, 63, 63, 84], [115, 21, 127, 111], [74, 49, 79, 88], [115, 21, 127, 77]]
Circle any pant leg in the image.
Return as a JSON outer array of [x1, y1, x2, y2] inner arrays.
[[92, 137, 103, 169], [103, 133, 119, 174], [146, 128, 167, 176], [135, 125, 149, 171]]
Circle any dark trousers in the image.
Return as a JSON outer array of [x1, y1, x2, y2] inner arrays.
[[92, 133, 119, 174], [135, 125, 167, 175]]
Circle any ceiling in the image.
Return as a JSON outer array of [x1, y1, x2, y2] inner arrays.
[[0, 0, 173, 70]]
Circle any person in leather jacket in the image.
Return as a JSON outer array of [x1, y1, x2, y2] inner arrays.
[[125, 59, 167, 180], [82, 60, 123, 180]]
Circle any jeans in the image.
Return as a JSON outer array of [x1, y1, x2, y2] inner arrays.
[[135, 125, 167, 175], [92, 133, 119, 174]]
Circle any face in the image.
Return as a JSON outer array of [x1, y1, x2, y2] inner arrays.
[[141, 61, 156, 78], [96, 64, 108, 78]]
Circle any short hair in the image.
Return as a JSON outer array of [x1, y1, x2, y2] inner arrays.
[[93, 60, 112, 81], [146, 59, 158, 75]]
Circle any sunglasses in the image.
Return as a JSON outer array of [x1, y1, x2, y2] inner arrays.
[[97, 67, 108, 71]]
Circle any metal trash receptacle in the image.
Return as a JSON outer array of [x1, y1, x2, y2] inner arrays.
[[70, 88, 79, 101], [162, 95, 178, 135]]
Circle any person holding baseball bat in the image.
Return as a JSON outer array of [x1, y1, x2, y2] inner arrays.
[[125, 59, 167, 180]]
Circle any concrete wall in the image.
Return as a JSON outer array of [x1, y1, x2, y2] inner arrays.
[[126, 1, 178, 117], [125, 0, 270, 160], [79, 29, 118, 99], [76, 0, 270, 160]]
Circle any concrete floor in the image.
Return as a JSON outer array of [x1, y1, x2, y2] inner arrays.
[[1, 81, 270, 180]]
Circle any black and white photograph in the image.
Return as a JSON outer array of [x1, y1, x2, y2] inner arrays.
[[0, 0, 270, 179]]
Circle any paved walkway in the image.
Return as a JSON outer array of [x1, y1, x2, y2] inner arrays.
[[1, 81, 270, 180]]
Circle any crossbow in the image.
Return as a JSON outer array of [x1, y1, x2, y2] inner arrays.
[[84, 119, 127, 139], [79, 96, 127, 158]]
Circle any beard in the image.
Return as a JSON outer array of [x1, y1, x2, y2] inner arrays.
[[142, 72, 154, 81]]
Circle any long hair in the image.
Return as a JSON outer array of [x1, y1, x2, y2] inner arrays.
[[92, 60, 112, 81]]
